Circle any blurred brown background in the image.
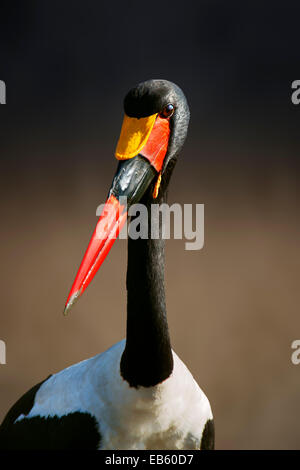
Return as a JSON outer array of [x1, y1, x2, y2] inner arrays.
[[0, 1, 300, 449]]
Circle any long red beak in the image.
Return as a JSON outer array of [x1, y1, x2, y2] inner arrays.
[[63, 156, 157, 315], [64, 194, 127, 314], [63, 114, 170, 315]]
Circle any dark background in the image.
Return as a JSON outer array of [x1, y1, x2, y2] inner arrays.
[[0, 1, 299, 449]]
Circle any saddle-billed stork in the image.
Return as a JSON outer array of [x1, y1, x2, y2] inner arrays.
[[0, 79, 214, 450]]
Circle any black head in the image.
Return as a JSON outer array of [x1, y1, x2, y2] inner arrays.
[[124, 79, 190, 173]]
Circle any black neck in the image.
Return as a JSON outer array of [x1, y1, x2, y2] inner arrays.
[[120, 163, 176, 388]]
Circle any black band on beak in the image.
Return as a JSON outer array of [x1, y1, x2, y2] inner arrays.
[[109, 155, 157, 207]]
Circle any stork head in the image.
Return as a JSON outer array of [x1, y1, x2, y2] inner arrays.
[[64, 79, 190, 314], [119, 79, 190, 174]]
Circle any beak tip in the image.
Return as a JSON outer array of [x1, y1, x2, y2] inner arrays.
[[63, 305, 70, 316], [63, 291, 81, 316]]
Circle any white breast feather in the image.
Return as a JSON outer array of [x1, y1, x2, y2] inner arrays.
[[16, 340, 213, 450]]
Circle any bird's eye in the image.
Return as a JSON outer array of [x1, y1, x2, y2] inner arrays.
[[160, 104, 174, 119]]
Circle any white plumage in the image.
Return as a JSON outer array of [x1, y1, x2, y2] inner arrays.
[[16, 340, 212, 450]]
